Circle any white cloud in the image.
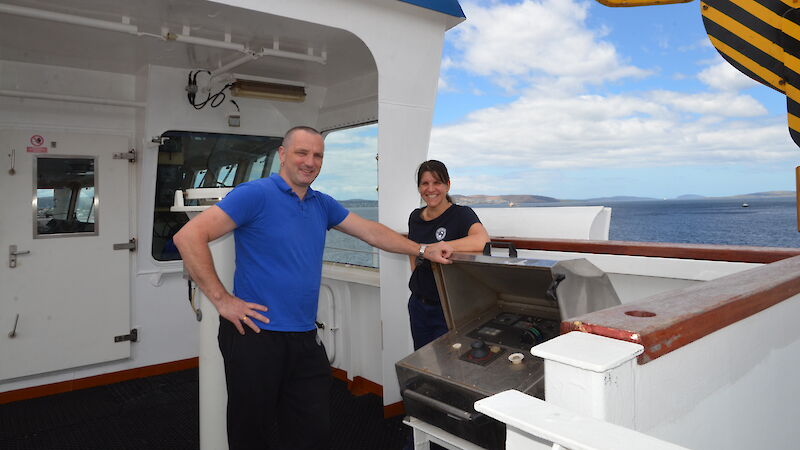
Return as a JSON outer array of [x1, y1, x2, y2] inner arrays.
[[316, 127, 378, 199], [649, 90, 766, 117], [429, 88, 793, 181], [451, 0, 648, 90], [698, 60, 762, 92], [419, 0, 795, 197]]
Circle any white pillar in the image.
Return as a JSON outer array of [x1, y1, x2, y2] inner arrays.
[[377, 102, 435, 405], [173, 196, 235, 450], [198, 232, 235, 450]]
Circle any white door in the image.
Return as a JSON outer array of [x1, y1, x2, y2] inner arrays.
[[0, 130, 132, 381]]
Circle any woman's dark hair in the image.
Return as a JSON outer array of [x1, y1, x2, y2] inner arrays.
[[417, 160, 453, 203]]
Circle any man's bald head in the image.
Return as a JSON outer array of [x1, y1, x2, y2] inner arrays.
[[283, 126, 322, 149]]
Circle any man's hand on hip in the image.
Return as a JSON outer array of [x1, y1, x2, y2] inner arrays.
[[216, 294, 270, 335]]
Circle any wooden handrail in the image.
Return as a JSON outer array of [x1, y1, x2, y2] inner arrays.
[[490, 237, 800, 264], [561, 254, 800, 363]]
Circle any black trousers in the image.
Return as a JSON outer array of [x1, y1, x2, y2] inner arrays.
[[408, 294, 449, 351], [218, 318, 331, 450]]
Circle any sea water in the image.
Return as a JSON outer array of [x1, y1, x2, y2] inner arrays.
[[324, 197, 800, 268], [568, 197, 800, 248]]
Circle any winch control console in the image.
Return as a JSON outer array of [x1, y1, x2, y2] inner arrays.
[[466, 312, 560, 351]]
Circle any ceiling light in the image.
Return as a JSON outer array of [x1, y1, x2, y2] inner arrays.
[[230, 80, 306, 102]]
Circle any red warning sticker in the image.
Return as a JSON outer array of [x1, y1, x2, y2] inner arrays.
[[30, 135, 44, 146]]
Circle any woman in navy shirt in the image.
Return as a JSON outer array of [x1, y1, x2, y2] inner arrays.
[[407, 160, 490, 350]]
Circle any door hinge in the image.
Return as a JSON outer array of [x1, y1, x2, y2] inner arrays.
[[113, 149, 136, 163], [114, 328, 138, 343], [113, 238, 137, 252]]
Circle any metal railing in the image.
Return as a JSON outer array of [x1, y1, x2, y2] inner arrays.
[[323, 245, 379, 268]]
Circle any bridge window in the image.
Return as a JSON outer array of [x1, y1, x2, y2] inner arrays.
[[320, 124, 379, 268], [152, 131, 282, 261]]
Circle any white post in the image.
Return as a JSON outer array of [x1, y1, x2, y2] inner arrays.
[[531, 331, 644, 427], [172, 191, 235, 450], [197, 232, 234, 450], [377, 104, 433, 404]]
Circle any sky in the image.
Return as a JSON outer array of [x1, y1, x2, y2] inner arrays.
[[317, 0, 800, 200]]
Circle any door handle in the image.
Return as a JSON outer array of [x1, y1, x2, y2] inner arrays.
[[9, 245, 30, 268]]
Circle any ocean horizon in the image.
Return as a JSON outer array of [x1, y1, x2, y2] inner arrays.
[[324, 196, 800, 268]]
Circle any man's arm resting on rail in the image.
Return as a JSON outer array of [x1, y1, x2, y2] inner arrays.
[[173, 205, 268, 334], [334, 212, 453, 264]]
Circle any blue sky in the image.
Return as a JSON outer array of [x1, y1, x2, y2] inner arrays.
[[319, 0, 800, 200]]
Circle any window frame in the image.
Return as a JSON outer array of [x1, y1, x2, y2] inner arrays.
[[151, 130, 283, 261], [32, 154, 99, 239]]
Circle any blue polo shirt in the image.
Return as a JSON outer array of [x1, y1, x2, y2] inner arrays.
[[216, 174, 349, 331]]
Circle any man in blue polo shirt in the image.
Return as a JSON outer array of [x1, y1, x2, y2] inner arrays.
[[174, 126, 453, 450]]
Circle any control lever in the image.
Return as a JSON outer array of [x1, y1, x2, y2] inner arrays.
[[187, 280, 202, 321], [546, 274, 566, 302], [469, 340, 489, 359]]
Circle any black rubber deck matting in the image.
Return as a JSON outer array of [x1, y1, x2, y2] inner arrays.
[[0, 368, 408, 450]]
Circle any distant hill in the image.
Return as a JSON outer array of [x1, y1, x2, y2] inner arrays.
[[724, 191, 795, 199], [450, 194, 558, 205], [571, 195, 659, 202], [673, 191, 794, 200], [339, 199, 378, 207], [336, 191, 794, 206], [676, 194, 705, 200]]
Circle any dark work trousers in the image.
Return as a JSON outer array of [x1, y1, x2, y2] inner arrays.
[[407, 294, 449, 351], [218, 318, 331, 450]]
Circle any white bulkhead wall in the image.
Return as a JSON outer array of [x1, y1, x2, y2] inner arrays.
[[0, 60, 138, 392], [632, 292, 800, 449], [0, 60, 136, 136]]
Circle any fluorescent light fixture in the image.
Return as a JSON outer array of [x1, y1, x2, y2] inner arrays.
[[230, 80, 306, 102]]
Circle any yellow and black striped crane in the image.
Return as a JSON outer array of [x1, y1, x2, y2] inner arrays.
[[600, 0, 800, 229]]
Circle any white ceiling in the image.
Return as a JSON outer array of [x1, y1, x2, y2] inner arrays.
[[0, 0, 377, 87]]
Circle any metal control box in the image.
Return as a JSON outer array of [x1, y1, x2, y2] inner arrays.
[[396, 249, 621, 449]]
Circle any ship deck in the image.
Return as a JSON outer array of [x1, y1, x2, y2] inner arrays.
[[0, 369, 407, 449]]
